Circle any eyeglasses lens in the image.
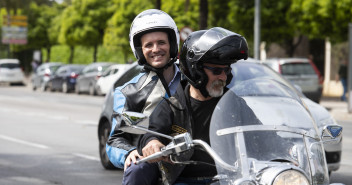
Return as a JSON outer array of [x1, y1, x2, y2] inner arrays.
[[204, 66, 231, 75]]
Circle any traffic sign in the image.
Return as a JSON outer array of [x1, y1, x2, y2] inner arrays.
[[1, 15, 27, 45]]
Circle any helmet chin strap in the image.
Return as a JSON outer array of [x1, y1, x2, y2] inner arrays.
[[143, 57, 177, 97]]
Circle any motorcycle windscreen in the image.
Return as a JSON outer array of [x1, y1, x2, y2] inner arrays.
[[209, 78, 329, 184]]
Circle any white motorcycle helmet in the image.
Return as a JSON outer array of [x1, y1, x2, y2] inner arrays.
[[129, 9, 180, 66]]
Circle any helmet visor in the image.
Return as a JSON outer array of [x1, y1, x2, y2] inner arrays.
[[191, 27, 241, 62]]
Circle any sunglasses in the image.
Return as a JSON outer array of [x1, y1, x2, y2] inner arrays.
[[203, 66, 232, 75]]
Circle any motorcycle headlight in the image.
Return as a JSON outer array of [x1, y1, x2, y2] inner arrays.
[[273, 170, 309, 185], [259, 166, 310, 185]]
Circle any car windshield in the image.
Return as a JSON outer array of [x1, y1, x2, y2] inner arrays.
[[49, 65, 61, 73], [71, 66, 84, 73], [229, 61, 304, 97], [0, 63, 20, 69], [281, 63, 316, 75]]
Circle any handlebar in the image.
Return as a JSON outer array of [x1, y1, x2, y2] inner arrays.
[[136, 133, 237, 172]]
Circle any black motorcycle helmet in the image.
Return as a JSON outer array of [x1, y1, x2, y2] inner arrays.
[[179, 27, 248, 97]]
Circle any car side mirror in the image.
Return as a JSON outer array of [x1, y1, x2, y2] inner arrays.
[[321, 125, 343, 144], [119, 111, 173, 140]]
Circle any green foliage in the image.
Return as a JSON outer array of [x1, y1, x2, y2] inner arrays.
[[163, 0, 199, 31], [2, 0, 352, 62], [42, 45, 125, 64], [289, 0, 352, 42], [103, 0, 153, 61]]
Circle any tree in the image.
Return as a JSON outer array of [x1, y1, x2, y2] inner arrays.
[[58, 5, 83, 63], [218, 0, 297, 57], [289, 0, 352, 43], [27, 3, 63, 62], [103, 0, 153, 62], [71, 0, 114, 62]]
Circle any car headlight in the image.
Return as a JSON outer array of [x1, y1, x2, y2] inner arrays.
[[273, 170, 309, 185]]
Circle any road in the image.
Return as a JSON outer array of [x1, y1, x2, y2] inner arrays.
[[0, 85, 351, 184], [0, 85, 122, 185]]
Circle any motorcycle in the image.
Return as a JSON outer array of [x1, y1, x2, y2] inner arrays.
[[119, 78, 344, 185]]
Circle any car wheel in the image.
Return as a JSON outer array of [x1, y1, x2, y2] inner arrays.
[[98, 120, 116, 170], [75, 83, 81, 94], [89, 84, 96, 96], [49, 82, 55, 92], [41, 83, 47, 92], [62, 82, 68, 93], [32, 83, 36, 91]]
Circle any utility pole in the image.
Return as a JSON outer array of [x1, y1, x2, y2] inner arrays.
[[254, 0, 260, 60], [348, 23, 352, 113]]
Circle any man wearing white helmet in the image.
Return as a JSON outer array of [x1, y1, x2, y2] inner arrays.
[[106, 9, 181, 185]]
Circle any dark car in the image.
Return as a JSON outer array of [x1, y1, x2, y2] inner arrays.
[[47, 64, 86, 93], [31, 62, 63, 91], [97, 62, 142, 169], [75, 62, 113, 95]]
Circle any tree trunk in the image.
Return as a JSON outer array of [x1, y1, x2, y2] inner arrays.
[[185, 0, 190, 12], [93, 45, 98, 62], [46, 47, 51, 62], [69, 46, 74, 64], [289, 35, 303, 57], [155, 0, 161, 9], [199, 0, 208, 29]]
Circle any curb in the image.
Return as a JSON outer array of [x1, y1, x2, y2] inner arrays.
[[319, 97, 352, 122]]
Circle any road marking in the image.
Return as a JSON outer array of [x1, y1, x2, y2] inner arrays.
[[0, 134, 49, 149], [72, 153, 99, 161]]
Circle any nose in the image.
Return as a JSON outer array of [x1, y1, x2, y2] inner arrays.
[[218, 70, 227, 81], [152, 44, 160, 53]]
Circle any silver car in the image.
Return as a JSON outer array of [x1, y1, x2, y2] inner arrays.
[[31, 62, 63, 91], [230, 59, 341, 174], [75, 62, 113, 95], [263, 58, 323, 103]]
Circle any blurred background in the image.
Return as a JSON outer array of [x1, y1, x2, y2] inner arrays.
[[1, 0, 351, 96]]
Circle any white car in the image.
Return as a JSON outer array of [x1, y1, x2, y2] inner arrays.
[[0, 58, 25, 85], [95, 64, 131, 96]]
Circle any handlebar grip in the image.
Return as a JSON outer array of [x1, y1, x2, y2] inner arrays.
[[136, 151, 164, 164]]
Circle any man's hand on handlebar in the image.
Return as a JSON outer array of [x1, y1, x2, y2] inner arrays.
[[142, 139, 170, 163]]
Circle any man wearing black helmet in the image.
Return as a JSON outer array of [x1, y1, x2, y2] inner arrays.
[[138, 27, 250, 184], [105, 9, 181, 185]]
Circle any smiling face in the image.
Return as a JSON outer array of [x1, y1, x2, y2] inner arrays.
[[141, 31, 171, 68]]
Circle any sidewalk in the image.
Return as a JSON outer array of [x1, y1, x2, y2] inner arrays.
[[319, 96, 352, 122]]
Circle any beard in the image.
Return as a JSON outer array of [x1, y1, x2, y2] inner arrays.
[[207, 80, 226, 97]]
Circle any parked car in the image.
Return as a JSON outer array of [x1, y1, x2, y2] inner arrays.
[[96, 64, 131, 96], [97, 59, 341, 174], [97, 62, 143, 169], [75, 62, 113, 95], [0, 58, 25, 85], [31, 62, 63, 91], [47, 64, 86, 93], [263, 58, 323, 103], [229, 59, 341, 174]]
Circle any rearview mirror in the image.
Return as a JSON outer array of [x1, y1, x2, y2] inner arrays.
[[119, 111, 173, 140], [118, 111, 149, 134]]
